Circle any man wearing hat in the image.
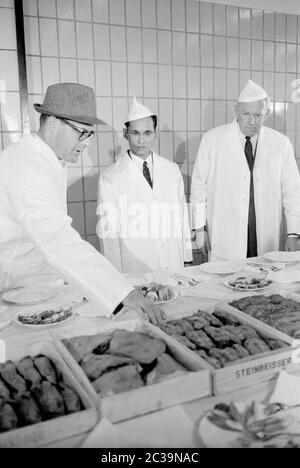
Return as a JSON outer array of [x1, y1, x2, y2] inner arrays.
[[97, 97, 192, 273], [0, 83, 163, 324], [190, 79, 300, 261]]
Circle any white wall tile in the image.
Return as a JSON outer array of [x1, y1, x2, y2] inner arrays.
[[239, 9, 251, 38], [24, 16, 40, 55], [83, 168, 100, 201], [187, 34, 200, 67], [97, 97, 113, 130], [41, 58, 59, 93], [274, 72, 286, 101], [92, 0, 108, 23], [252, 10, 263, 39], [158, 31, 171, 64], [286, 102, 296, 131], [213, 4, 226, 36], [174, 132, 187, 163], [114, 131, 128, 159], [157, 0, 171, 30], [201, 101, 213, 131], [286, 74, 297, 102], [263, 11, 274, 41], [112, 97, 128, 131], [252, 40, 263, 70], [173, 66, 186, 99], [82, 135, 99, 166], [109, 0, 125, 25], [187, 100, 200, 132], [94, 24, 110, 60], [67, 167, 84, 202], [143, 64, 157, 97], [159, 99, 173, 130], [40, 18, 58, 56], [0, 51, 19, 91], [187, 132, 201, 163], [275, 42, 286, 72], [187, 67, 200, 99], [186, 0, 199, 33], [95, 61, 111, 96], [1, 92, 21, 132], [60, 58, 77, 82], [159, 131, 173, 161], [126, 27, 142, 62], [172, 0, 185, 32], [201, 68, 213, 99], [78, 60, 95, 89], [98, 132, 115, 165], [227, 37, 239, 69], [125, 0, 140, 27], [158, 65, 172, 98], [227, 6, 238, 37], [200, 35, 213, 67], [68, 202, 85, 235], [143, 29, 157, 63], [214, 36, 226, 68], [287, 14, 297, 43], [38, 0, 56, 17], [141, 0, 156, 28], [84, 201, 97, 236], [172, 32, 186, 66], [111, 62, 127, 96], [77, 23, 94, 59], [110, 26, 126, 61], [58, 20, 76, 57], [128, 63, 143, 97], [214, 101, 227, 127], [239, 39, 251, 70], [173, 100, 186, 131], [214, 69, 226, 99], [287, 44, 297, 73], [23, 0, 38, 16], [75, 0, 92, 21], [227, 69, 239, 100], [0, 8, 16, 49], [275, 13, 286, 42], [57, 0, 74, 19], [26, 55, 42, 94], [263, 71, 274, 99], [200, 2, 213, 34]]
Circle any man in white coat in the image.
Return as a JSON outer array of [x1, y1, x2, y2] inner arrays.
[[97, 97, 193, 273], [0, 83, 163, 324], [190, 79, 300, 261]]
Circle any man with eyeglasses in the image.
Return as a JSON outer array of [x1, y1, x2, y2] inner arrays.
[[0, 83, 164, 324], [97, 97, 192, 273]]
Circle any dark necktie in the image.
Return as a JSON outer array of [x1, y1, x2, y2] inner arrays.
[[143, 161, 153, 189], [244, 136, 257, 257]]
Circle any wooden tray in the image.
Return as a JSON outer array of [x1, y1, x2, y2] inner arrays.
[[54, 318, 211, 423], [0, 340, 98, 448]]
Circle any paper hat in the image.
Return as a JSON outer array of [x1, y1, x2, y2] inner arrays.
[[238, 79, 268, 103], [125, 96, 156, 124]]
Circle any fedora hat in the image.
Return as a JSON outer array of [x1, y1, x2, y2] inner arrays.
[[34, 82, 104, 125]]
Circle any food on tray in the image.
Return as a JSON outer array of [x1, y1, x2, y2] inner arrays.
[[157, 309, 286, 369], [0, 354, 82, 433], [229, 294, 300, 338], [17, 305, 73, 326], [227, 275, 272, 290], [63, 329, 188, 397], [135, 283, 175, 302]]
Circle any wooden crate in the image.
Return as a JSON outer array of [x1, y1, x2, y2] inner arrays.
[[54, 318, 211, 423], [0, 341, 99, 448]]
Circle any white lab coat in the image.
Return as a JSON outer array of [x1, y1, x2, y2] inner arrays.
[[190, 120, 300, 261], [97, 152, 193, 273], [0, 135, 133, 316]]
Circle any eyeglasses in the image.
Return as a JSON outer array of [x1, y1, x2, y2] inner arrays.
[[59, 118, 95, 141]]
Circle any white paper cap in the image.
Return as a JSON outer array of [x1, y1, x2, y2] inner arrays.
[[125, 96, 156, 123], [238, 79, 268, 103]]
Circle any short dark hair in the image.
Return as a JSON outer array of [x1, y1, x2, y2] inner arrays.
[[125, 115, 157, 130]]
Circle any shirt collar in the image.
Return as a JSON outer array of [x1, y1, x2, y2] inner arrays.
[[237, 122, 258, 149]]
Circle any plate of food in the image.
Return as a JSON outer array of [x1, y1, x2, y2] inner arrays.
[[223, 274, 272, 291], [134, 282, 177, 304], [2, 286, 56, 305], [198, 262, 242, 275], [15, 304, 74, 328], [263, 251, 300, 263]]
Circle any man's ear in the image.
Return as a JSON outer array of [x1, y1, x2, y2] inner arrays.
[[123, 127, 128, 140]]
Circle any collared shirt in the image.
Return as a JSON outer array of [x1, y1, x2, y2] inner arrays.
[[237, 124, 258, 158], [128, 150, 153, 181]]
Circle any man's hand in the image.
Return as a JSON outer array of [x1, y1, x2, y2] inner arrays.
[[195, 229, 210, 255], [285, 236, 300, 251], [122, 289, 165, 325]]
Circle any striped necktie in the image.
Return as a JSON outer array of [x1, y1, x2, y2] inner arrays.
[[143, 161, 153, 189]]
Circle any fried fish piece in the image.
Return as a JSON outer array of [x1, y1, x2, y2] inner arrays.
[[194, 349, 222, 369], [92, 364, 144, 395], [212, 310, 240, 326], [63, 333, 112, 362], [160, 323, 185, 336], [197, 311, 223, 327], [59, 383, 82, 414], [244, 337, 270, 355], [232, 343, 250, 359], [203, 326, 233, 348], [185, 330, 214, 351], [16, 356, 42, 388], [0, 402, 18, 432], [81, 354, 136, 381], [33, 355, 58, 385], [0, 377, 10, 401], [109, 330, 166, 364], [0, 361, 27, 393], [174, 334, 197, 349], [167, 319, 194, 334], [222, 325, 245, 344], [209, 347, 239, 365], [32, 381, 65, 419], [262, 338, 285, 350], [237, 325, 259, 340], [183, 315, 209, 330], [14, 392, 42, 426]]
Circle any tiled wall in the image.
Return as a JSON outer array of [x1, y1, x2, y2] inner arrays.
[[1, 0, 300, 260]]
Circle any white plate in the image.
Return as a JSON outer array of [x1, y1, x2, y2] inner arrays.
[[2, 286, 56, 305], [135, 284, 178, 304], [198, 262, 241, 275], [15, 304, 75, 328], [263, 251, 300, 263], [247, 260, 285, 271], [223, 275, 272, 291]]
